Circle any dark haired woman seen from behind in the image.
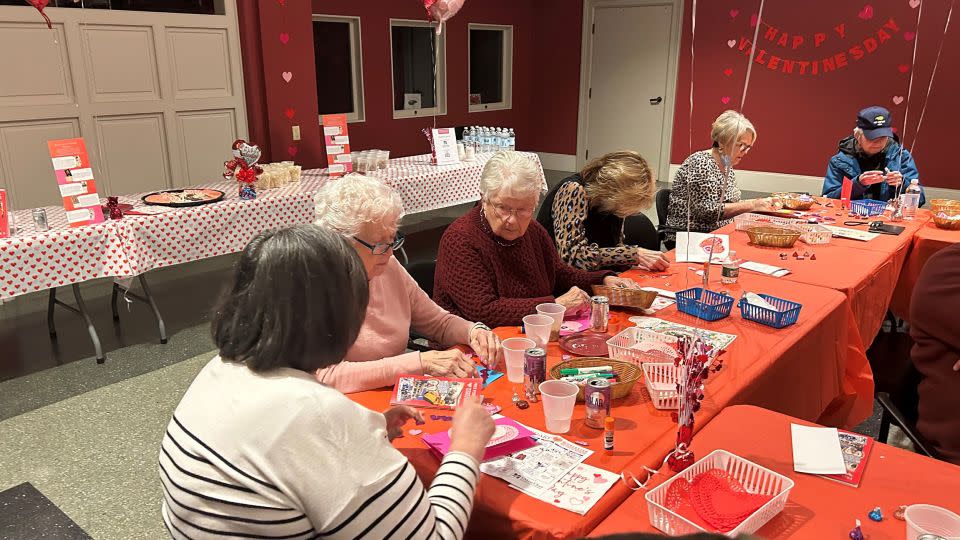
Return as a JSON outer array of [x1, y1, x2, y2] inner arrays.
[[158, 225, 495, 539]]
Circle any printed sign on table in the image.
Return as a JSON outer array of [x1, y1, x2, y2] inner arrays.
[[321, 114, 352, 177], [431, 128, 460, 166], [47, 138, 104, 227]]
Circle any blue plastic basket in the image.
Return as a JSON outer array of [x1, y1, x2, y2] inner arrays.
[[850, 199, 887, 217], [738, 294, 802, 329], [675, 288, 734, 322]]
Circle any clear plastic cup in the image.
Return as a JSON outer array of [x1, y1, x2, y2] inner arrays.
[[904, 504, 960, 540], [523, 314, 553, 348], [502, 337, 535, 383], [539, 380, 579, 433], [536, 303, 566, 342]]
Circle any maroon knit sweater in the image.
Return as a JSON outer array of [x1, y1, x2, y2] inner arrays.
[[433, 206, 612, 327], [910, 242, 960, 465]]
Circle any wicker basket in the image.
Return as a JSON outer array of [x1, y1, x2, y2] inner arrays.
[[646, 450, 795, 536], [607, 327, 679, 366], [745, 226, 801, 248], [774, 193, 815, 210], [591, 285, 656, 310], [933, 210, 960, 230], [548, 357, 640, 401], [930, 199, 960, 212]]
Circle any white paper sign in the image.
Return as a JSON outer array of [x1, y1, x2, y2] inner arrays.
[[791, 424, 847, 474], [431, 128, 460, 166], [675, 232, 730, 263], [822, 225, 879, 242], [518, 463, 619, 515], [740, 261, 791, 277]]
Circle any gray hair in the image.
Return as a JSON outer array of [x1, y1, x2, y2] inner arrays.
[[314, 173, 405, 236], [711, 110, 757, 152], [479, 151, 545, 202]]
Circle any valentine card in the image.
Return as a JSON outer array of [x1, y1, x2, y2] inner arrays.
[[390, 374, 481, 410], [675, 232, 730, 263], [523, 463, 619, 515], [422, 416, 537, 462]]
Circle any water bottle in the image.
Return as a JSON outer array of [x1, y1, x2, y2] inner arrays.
[[721, 250, 740, 285], [482, 128, 493, 152], [507, 128, 516, 151], [902, 179, 921, 220], [497, 128, 508, 149]]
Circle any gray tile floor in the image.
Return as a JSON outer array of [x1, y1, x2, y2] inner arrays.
[[0, 170, 908, 538]]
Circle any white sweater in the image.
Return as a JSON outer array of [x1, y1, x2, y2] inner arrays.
[[159, 357, 480, 539]]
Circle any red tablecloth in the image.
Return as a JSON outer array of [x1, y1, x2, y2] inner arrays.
[[712, 223, 902, 346], [589, 405, 960, 539], [348, 268, 872, 539], [889, 219, 960, 319]]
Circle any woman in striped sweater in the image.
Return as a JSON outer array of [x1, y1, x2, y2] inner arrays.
[[159, 225, 495, 539]]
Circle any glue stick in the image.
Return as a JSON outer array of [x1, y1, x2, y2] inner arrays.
[[604, 417, 615, 451]]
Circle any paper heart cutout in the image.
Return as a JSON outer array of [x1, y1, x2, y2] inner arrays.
[[723, 67, 733, 76], [288, 145, 299, 157], [892, 95, 905, 105], [909, 0, 921, 7], [277, 0, 285, 5], [858, 4, 874, 19], [284, 107, 295, 119], [279, 32, 290, 44], [729, 9, 739, 18], [282, 71, 293, 83], [898, 64, 910, 73], [721, 96, 731, 105], [904, 31, 916, 40], [727, 39, 737, 48], [749, 13, 758, 27]]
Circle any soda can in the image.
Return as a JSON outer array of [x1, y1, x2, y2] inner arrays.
[[524, 348, 547, 402], [590, 295, 610, 333], [32, 208, 49, 232], [584, 378, 612, 429]]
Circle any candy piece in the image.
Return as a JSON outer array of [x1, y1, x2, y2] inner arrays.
[[483, 403, 502, 415], [894, 505, 906, 521], [408, 429, 423, 436], [516, 400, 529, 409], [868, 507, 883, 522], [849, 519, 864, 540], [810, 253, 817, 260], [430, 414, 453, 421]]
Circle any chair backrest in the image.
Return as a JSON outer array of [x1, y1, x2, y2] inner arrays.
[[405, 259, 437, 298], [655, 188, 671, 227], [622, 213, 660, 251]]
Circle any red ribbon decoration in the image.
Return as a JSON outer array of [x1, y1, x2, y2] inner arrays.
[[236, 167, 257, 185], [25, 0, 52, 29]]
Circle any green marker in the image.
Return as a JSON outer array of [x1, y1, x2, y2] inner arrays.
[[560, 365, 613, 376], [560, 372, 615, 382]]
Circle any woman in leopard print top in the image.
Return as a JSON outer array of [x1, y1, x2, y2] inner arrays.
[[665, 110, 779, 242], [538, 151, 668, 272]]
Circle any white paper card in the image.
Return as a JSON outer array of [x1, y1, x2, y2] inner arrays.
[[516, 463, 619, 515], [65, 208, 95, 224], [640, 287, 676, 299], [323, 126, 341, 136], [791, 424, 847, 474], [327, 164, 346, 174], [59, 182, 87, 197], [68, 167, 94, 182], [481, 428, 591, 495], [431, 128, 460, 166], [740, 261, 791, 277], [331, 135, 350, 145], [334, 154, 352, 164], [744, 292, 778, 311], [73, 193, 100, 208], [325, 145, 344, 155], [675, 232, 730, 263], [51, 155, 81, 171], [822, 225, 879, 242]]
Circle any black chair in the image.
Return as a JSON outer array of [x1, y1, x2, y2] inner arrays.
[[655, 188, 674, 250], [622, 213, 660, 251], [877, 392, 939, 459], [403, 258, 438, 352]]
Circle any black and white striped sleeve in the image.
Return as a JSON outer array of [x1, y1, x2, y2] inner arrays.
[[313, 451, 480, 540]]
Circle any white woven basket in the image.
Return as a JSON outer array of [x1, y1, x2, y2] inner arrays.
[[797, 223, 832, 245], [646, 449, 795, 537], [641, 362, 681, 409], [607, 327, 679, 366]]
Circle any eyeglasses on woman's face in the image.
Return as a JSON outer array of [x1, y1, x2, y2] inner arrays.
[[489, 201, 535, 221], [353, 231, 405, 255]]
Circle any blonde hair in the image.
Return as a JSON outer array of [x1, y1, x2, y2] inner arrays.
[[580, 151, 655, 217], [313, 173, 405, 236], [711, 110, 757, 154], [479, 151, 545, 203]]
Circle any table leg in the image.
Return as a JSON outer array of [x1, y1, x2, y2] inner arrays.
[[112, 275, 168, 344], [71, 284, 105, 364], [47, 288, 57, 339], [111, 283, 120, 322]]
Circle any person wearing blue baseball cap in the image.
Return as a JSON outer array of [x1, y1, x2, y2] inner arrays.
[[822, 106, 925, 206]]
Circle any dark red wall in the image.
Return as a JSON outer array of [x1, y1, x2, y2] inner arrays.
[[671, 1, 960, 188]]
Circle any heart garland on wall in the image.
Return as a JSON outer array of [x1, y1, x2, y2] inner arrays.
[[275, 0, 298, 159]]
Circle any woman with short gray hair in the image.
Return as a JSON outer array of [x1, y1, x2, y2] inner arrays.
[[434, 151, 639, 327], [314, 173, 502, 393], [665, 110, 779, 242]]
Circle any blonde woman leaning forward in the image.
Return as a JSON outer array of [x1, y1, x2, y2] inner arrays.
[[537, 151, 669, 272], [313, 174, 502, 393], [665, 110, 780, 241]]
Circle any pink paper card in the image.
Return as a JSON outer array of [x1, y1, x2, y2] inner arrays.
[[841, 176, 853, 209], [422, 416, 537, 462]]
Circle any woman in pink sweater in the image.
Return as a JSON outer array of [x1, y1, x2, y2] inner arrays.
[[313, 174, 503, 393]]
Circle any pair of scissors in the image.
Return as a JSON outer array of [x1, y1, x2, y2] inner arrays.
[[843, 220, 870, 226]]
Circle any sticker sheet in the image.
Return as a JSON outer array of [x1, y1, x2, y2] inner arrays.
[[480, 429, 592, 495]]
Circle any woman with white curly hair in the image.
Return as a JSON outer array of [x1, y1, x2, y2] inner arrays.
[[314, 174, 502, 393]]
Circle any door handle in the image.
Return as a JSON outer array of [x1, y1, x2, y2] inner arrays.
[[650, 97, 663, 105]]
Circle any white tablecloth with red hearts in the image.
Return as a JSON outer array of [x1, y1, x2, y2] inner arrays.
[[0, 152, 544, 300]]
